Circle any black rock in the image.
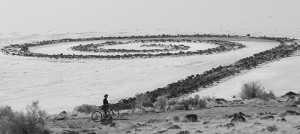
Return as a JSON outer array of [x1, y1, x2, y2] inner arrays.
[[261, 115, 274, 120], [110, 122, 117, 127], [79, 129, 89, 132], [283, 91, 299, 97], [228, 112, 246, 118], [203, 121, 209, 125], [57, 111, 68, 120], [285, 104, 297, 107], [195, 130, 203, 133], [185, 114, 198, 122], [173, 116, 180, 122], [177, 131, 190, 134], [147, 119, 164, 123], [217, 125, 223, 128], [168, 125, 181, 129], [57, 117, 67, 120], [285, 110, 300, 115], [277, 118, 287, 122], [231, 113, 246, 123], [167, 116, 180, 122], [294, 125, 300, 130], [155, 130, 168, 134], [60, 111, 67, 114], [62, 130, 79, 134], [254, 122, 261, 125], [266, 125, 278, 132], [135, 129, 142, 131], [224, 123, 235, 129], [216, 98, 227, 102]]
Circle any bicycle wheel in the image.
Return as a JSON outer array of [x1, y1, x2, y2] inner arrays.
[[91, 111, 102, 122], [110, 109, 119, 120]]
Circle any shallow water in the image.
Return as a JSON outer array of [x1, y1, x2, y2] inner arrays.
[[0, 0, 300, 38]]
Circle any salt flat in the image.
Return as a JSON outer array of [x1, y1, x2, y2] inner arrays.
[[190, 54, 300, 100], [0, 34, 279, 113], [29, 41, 217, 55]]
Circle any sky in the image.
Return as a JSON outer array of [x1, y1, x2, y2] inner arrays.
[[0, 0, 300, 37]]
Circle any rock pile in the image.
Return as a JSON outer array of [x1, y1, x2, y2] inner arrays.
[[230, 112, 246, 123]]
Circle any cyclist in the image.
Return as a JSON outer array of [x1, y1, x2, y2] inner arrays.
[[102, 94, 109, 117], [90, 94, 119, 122]]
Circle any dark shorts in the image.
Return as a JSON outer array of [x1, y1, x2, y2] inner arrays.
[[102, 106, 109, 111]]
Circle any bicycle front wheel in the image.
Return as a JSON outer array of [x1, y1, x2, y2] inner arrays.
[[91, 111, 102, 122], [110, 109, 119, 120]]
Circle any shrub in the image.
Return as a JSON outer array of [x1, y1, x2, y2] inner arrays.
[[153, 96, 168, 110], [240, 81, 276, 100], [170, 105, 185, 110], [0, 105, 13, 117], [240, 81, 265, 99], [178, 95, 207, 110], [135, 93, 153, 108], [260, 90, 276, 100], [0, 106, 14, 133], [166, 98, 180, 110], [112, 98, 136, 110], [0, 101, 50, 134], [198, 99, 207, 108], [186, 95, 205, 109], [294, 97, 300, 105], [202, 96, 215, 102], [178, 99, 190, 110], [74, 104, 97, 114], [188, 95, 199, 107], [166, 98, 178, 107]]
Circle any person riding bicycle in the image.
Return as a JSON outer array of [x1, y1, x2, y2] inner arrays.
[[102, 94, 109, 117]]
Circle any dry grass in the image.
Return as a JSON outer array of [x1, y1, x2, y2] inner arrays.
[[73, 104, 97, 114], [0, 101, 50, 134], [153, 96, 168, 110], [202, 96, 215, 102], [135, 93, 153, 108], [240, 81, 265, 99], [240, 81, 275, 100]]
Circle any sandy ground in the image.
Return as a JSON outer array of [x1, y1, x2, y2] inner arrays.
[[0, 34, 279, 114], [190, 54, 300, 100], [46, 99, 300, 134]]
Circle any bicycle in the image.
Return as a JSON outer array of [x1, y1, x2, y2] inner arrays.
[[91, 106, 120, 123]]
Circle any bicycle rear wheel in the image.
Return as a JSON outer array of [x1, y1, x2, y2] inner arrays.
[[110, 109, 119, 120], [91, 111, 102, 122]]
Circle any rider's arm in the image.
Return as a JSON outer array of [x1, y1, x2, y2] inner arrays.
[[103, 98, 109, 106]]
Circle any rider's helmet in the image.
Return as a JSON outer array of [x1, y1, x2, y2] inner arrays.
[[104, 94, 108, 97]]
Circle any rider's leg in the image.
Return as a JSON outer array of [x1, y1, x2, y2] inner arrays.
[[103, 106, 108, 117]]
